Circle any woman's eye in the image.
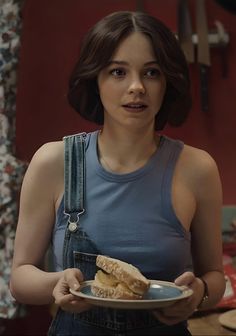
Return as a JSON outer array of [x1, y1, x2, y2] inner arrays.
[[110, 68, 126, 77], [145, 68, 161, 78]]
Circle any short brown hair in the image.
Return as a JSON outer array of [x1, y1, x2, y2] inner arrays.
[[68, 11, 192, 130]]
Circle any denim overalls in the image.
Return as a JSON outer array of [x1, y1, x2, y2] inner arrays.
[[48, 133, 191, 336]]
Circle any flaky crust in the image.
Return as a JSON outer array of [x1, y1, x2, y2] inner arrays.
[[96, 255, 150, 295]]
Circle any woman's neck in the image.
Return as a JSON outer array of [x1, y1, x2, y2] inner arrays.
[[97, 127, 160, 173]]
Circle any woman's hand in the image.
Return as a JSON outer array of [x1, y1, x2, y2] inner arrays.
[[52, 268, 92, 313], [152, 272, 204, 325]]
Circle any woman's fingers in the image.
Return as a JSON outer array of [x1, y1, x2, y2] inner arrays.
[[63, 268, 84, 290], [56, 293, 92, 313], [52, 268, 92, 313], [69, 298, 92, 312], [152, 300, 191, 325], [152, 309, 189, 326], [174, 271, 195, 287]]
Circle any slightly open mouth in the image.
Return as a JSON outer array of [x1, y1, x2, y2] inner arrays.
[[123, 104, 147, 110]]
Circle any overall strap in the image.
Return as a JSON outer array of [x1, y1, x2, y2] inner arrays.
[[63, 132, 86, 224]]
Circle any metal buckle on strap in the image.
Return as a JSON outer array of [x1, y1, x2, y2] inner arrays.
[[64, 210, 85, 232], [63, 132, 87, 140]]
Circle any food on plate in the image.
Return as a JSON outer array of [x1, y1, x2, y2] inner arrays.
[[91, 255, 150, 299]]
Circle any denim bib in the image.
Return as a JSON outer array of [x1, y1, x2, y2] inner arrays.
[[48, 133, 191, 336]]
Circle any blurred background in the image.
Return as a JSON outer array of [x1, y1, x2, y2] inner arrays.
[[0, 0, 236, 335]]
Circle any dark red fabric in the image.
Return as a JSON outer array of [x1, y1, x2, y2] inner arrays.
[[15, 0, 236, 203]]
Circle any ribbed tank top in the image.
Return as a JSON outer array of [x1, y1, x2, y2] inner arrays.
[[52, 131, 191, 281]]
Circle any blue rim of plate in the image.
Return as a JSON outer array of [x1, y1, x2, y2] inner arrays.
[[70, 279, 193, 309]]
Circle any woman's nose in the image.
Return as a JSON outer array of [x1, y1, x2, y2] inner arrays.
[[128, 77, 145, 95]]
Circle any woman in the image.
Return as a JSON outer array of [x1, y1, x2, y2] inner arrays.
[[10, 11, 225, 335]]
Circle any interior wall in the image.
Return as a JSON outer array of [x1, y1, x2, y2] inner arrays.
[[15, 0, 236, 204]]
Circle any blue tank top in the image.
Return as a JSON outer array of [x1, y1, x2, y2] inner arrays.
[[52, 130, 191, 281]]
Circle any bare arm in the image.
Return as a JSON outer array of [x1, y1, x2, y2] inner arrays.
[[154, 148, 225, 325], [190, 150, 225, 309], [10, 142, 97, 313], [10, 142, 64, 305]]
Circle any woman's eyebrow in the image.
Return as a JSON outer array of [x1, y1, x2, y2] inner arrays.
[[107, 60, 128, 66], [107, 60, 159, 66]]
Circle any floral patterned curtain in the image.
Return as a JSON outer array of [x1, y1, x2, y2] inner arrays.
[[0, 0, 27, 320]]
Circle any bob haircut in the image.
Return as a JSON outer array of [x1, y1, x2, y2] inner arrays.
[[68, 11, 192, 130]]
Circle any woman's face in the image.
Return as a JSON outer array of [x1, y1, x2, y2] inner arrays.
[[97, 32, 167, 131]]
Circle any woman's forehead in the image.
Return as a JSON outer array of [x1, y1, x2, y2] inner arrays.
[[111, 32, 157, 62]]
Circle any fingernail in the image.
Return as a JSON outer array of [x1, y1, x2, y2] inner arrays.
[[73, 283, 79, 290]]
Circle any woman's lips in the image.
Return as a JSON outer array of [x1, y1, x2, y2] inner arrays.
[[122, 104, 147, 112]]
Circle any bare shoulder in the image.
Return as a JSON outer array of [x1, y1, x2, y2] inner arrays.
[[30, 141, 64, 169], [181, 144, 219, 175], [25, 141, 64, 182], [179, 144, 222, 197], [22, 141, 65, 201]]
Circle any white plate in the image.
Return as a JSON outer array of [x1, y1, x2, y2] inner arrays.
[[219, 309, 236, 330], [70, 280, 193, 309]]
